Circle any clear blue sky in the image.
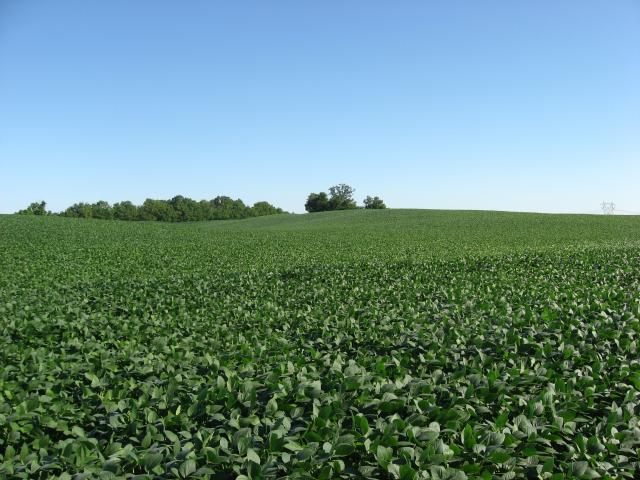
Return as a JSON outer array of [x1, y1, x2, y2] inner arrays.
[[1, 1, 638, 214]]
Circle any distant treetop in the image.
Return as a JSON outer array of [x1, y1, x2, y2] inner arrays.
[[363, 195, 386, 209], [305, 184, 386, 212], [17, 201, 49, 216]]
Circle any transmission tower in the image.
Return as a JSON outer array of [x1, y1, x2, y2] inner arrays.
[[601, 201, 615, 215]]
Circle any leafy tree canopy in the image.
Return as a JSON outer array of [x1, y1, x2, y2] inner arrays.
[[328, 184, 357, 210], [305, 192, 330, 213], [363, 195, 386, 209], [17, 201, 48, 216]]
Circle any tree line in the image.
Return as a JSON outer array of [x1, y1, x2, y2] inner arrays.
[[17, 184, 385, 221], [16, 196, 284, 222], [305, 184, 386, 212]]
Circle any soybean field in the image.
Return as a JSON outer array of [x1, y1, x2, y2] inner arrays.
[[1, 210, 640, 480]]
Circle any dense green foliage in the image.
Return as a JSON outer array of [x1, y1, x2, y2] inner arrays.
[[1, 210, 640, 479], [305, 184, 382, 212], [326, 185, 357, 211], [16, 201, 49, 216], [304, 192, 330, 213], [18, 196, 284, 222], [363, 196, 386, 210]]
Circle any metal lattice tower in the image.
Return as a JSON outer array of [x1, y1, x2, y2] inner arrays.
[[601, 201, 616, 215]]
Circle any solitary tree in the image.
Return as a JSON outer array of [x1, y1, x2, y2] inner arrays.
[[328, 184, 357, 210], [305, 192, 330, 212], [363, 195, 386, 209]]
